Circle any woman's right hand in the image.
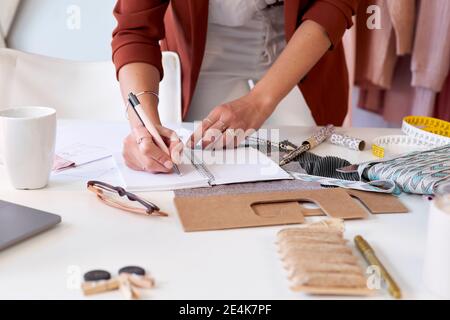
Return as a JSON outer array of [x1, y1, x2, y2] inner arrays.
[[122, 125, 183, 173]]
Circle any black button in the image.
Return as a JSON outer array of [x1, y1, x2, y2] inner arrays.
[[83, 270, 111, 282], [118, 266, 146, 276]]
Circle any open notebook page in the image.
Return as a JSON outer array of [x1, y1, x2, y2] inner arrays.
[[113, 152, 210, 192], [191, 147, 292, 185], [114, 145, 291, 191]]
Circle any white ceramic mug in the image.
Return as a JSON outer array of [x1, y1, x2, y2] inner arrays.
[[0, 107, 56, 189]]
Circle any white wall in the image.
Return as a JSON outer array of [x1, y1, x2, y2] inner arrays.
[[8, 0, 116, 61]]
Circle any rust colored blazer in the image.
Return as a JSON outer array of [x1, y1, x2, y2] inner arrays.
[[112, 0, 358, 125]]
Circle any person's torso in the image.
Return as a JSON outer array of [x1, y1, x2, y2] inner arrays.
[[208, 0, 285, 27], [203, 0, 286, 76], [162, 0, 350, 125]]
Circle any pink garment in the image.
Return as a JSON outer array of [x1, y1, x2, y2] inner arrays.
[[434, 69, 450, 121], [358, 56, 414, 123], [357, 0, 450, 123], [357, 83, 384, 113], [359, 57, 437, 123], [409, 0, 450, 118], [355, 0, 415, 89], [410, 88, 436, 117], [387, 0, 415, 55], [412, 0, 450, 92], [382, 56, 415, 123]]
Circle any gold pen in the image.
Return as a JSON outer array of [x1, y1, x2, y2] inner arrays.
[[354, 235, 402, 299]]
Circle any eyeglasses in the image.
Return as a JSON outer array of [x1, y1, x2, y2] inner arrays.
[[87, 180, 167, 216]]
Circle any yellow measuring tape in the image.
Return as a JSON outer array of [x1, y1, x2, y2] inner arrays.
[[372, 116, 450, 158], [371, 144, 385, 158]]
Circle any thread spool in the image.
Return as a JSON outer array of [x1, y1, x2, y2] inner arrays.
[[329, 133, 365, 151]]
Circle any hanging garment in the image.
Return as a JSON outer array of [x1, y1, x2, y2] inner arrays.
[[356, 0, 450, 123], [410, 0, 450, 116], [0, 0, 21, 48], [381, 56, 416, 123], [412, 0, 450, 93], [434, 69, 450, 121], [355, 0, 416, 122], [358, 57, 439, 123], [355, 0, 416, 89], [357, 56, 413, 121]]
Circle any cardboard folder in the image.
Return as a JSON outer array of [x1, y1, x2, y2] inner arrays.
[[174, 188, 408, 232]]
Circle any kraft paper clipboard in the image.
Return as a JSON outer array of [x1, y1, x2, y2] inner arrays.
[[174, 185, 408, 232]]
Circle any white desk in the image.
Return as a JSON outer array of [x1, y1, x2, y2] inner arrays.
[[0, 120, 435, 299]]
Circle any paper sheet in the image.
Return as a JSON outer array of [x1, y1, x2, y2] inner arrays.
[[56, 142, 111, 168], [113, 153, 210, 191]]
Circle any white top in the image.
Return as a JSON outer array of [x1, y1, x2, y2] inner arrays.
[[208, 0, 284, 27]]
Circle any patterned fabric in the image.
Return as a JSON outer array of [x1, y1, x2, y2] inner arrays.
[[290, 173, 399, 194], [296, 152, 360, 181], [246, 140, 449, 195], [290, 153, 400, 194], [247, 140, 360, 181], [360, 145, 450, 195]]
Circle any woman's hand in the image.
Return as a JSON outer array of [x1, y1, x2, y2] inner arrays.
[[188, 92, 275, 149], [123, 125, 183, 173]]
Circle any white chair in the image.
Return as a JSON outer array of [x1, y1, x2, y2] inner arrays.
[[0, 48, 182, 124]]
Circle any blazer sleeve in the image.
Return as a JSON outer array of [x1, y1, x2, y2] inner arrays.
[[111, 0, 170, 80], [302, 0, 358, 49]]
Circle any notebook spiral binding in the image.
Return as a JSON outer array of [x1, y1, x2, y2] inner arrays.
[[186, 149, 215, 184]]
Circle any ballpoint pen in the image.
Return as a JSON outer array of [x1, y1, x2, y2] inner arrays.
[[128, 92, 181, 175], [354, 235, 402, 299]]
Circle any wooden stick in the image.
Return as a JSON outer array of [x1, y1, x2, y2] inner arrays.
[[82, 278, 120, 296]]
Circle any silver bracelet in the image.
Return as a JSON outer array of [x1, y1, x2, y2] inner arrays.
[[125, 91, 159, 118], [126, 91, 159, 109]]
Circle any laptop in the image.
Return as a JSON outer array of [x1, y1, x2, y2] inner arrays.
[[0, 200, 61, 251]]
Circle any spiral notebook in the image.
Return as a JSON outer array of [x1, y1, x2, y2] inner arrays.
[[113, 147, 292, 191]]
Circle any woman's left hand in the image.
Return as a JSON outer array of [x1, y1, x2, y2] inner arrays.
[[188, 92, 275, 149]]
